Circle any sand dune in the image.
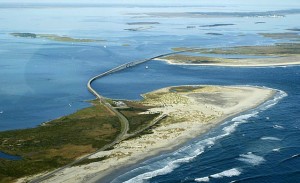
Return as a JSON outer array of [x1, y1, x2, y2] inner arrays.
[[23, 85, 275, 183]]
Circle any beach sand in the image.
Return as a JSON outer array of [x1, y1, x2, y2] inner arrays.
[[154, 55, 300, 67], [21, 85, 275, 183]]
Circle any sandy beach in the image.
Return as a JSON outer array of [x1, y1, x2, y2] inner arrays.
[[154, 55, 300, 67], [21, 85, 275, 183]]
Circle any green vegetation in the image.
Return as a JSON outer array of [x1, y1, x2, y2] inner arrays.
[[166, 43, 300, 66], [161, 54, 224, 64], [118, 101, 160, 134], [169, 86, 201, 93], [10, 33, 36, 38], [259, 33, 300, 40], [125, 116, 167, 141], [0, 102, 120, 182], [10, 33, 105, 43], [172, 43, 300, 56], [201, 43, 300, 55]]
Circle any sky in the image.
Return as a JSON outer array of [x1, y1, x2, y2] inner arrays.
[[1, 0, 300, 6]]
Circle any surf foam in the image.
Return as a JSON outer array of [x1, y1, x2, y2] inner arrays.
[[261, 136, 281, 141], [115, 89, 286, 182], [237, 152, 265, 166], [259, 89, 287, 110], [195, 176, 210, 182], [210, 168, 242, 178], [123, 149, 204, 183], [195, 168, 241, 182], [273, 125, 284, 129]]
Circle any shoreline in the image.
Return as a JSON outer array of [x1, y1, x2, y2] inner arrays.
[[154, 57, 300, 67], [93, 112, 249, 183], [38, 85, 276, 183], [91, 86, 277, 183]]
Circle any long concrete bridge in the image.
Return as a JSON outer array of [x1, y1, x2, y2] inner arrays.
[[86, 50, 190, 101], [31, 49, 195, 183]]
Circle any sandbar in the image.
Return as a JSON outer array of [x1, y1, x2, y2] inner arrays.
[[156, 43, 300, 67], [155, 55, 300, 67], [28, 85, 275, 183]]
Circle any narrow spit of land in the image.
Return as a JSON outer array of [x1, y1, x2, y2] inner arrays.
[[1, 43, 291, 182], [0, 50, 188, 183], [156, 43, 300, 67], [43, 85, 275, 183]]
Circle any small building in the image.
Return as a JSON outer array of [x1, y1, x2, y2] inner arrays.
[[113, 101, 127, 107]]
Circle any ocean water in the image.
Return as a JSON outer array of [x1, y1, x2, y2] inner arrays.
[[96, 62, 300, 183], [0, 1, 300, 182]]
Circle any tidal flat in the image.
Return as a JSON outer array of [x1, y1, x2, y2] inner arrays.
[[156, 43, 300, 67]]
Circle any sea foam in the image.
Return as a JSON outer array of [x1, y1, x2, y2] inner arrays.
[[195, 168, 241, 182], [273, 125, 284, 129], [221, 111, 259, 136], [210, 168, 242, 178], [195, 176, 210, 182], [259, 89, 287, 110], [260, 136, 281, 141], [123, 150, 204, 183], [116, 89, 286, 182], [272, 148, 281, 152], [237, 152, 265, 166]]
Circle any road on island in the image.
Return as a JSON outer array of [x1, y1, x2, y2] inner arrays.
[[30, 49, 195, 183]]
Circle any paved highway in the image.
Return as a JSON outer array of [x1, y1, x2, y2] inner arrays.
[[30, 49, 195, 183]]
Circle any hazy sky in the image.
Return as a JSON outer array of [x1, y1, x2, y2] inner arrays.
[[1, 0, 300, 6]]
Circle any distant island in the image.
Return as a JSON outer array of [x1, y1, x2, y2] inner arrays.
[[127, 22, 160, 25], [2, 29, 300, 182], [124, 26, 153, 31], [286, 28, 300, 31], [155, 43, 300, 67], [10, 33, 105, 43], [206, 33, 223, 36], [200, 23, 235, 27]]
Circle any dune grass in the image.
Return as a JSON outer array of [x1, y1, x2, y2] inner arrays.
[[172, 43, 300, 56], [118, 101, 160, 134]]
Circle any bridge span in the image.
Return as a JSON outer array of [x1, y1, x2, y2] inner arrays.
[[87, 49, 192, 101], [31, 49, 194, 183]]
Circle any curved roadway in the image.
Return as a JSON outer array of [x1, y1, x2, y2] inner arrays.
[[30, 49, 194, 183]]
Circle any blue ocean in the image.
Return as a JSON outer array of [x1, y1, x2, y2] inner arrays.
[[100, 63, 300, 183], [0, 1, 299, 182]]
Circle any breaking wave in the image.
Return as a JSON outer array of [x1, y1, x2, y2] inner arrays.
[[122, 149, 204, 183], [273, 125, 284, 129], [111, 89, 286, 183], [237, 152, 266, 166], [195, 168, 242, 182], [260, 136, 282, 141]]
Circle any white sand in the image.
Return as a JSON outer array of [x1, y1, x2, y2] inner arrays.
[[21, 85, 275, 183], [155, 55, 300, 67]]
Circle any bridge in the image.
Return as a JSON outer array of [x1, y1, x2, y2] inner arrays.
[[30, 49, 195, 183]]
